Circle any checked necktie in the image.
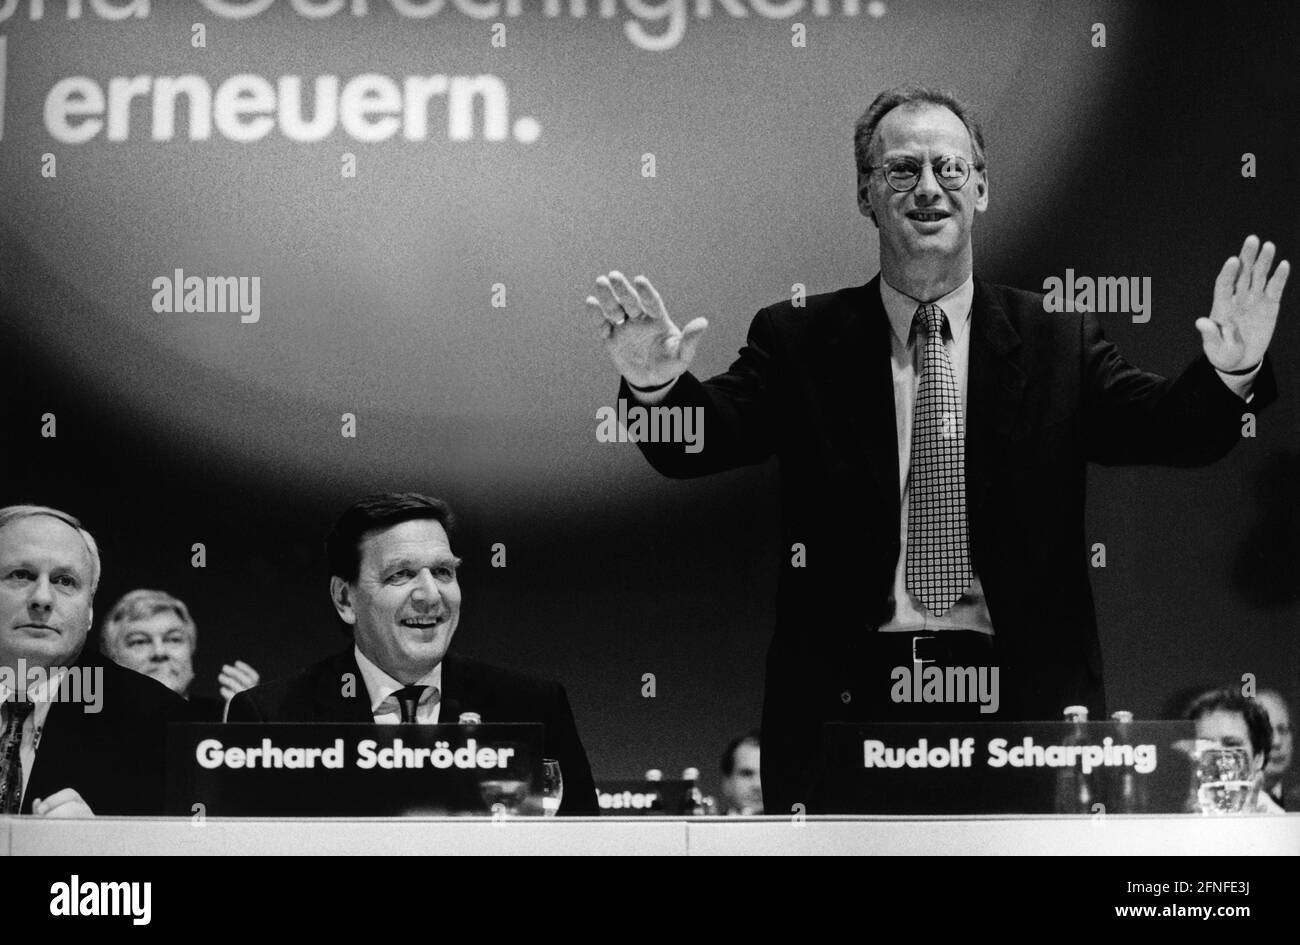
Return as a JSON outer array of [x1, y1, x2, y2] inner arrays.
[[905, 302, 974, 615], [0, 699, 34, 814]]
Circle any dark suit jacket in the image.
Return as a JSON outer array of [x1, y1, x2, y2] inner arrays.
[[24, 657, 193, 815], [228, 647, 599, 815], [626, 275, 1276, 813], [188, 694, 229, 723]]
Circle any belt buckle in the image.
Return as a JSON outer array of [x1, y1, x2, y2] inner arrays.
[[911, 633, 937, 667]]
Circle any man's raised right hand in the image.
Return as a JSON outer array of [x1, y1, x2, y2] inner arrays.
[[586, 271, 709, 390]]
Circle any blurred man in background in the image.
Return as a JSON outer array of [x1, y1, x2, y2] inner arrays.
[[719, 730, 763, 815], [99, 588, 259, 721], [1185, 688, 1284, 814], [1256, 688, 1294, 810]]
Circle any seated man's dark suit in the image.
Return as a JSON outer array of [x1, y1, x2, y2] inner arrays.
[[23, 657, 193, 815], [187, 694, 229, 723], [228, 648, 599, 815], [625, 275, 1276, 813]]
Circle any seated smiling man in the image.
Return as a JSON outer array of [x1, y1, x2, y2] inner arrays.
[[228, 492, 599, 815]]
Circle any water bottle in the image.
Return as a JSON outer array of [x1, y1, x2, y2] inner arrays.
[[1109, 710, 1145, 813], [682, 766, 706, 816], [1054, 705, 1093, 813]]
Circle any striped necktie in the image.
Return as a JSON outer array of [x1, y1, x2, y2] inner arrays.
[[905, 302, 974, 614], [394, 685, 428, 724], [0, 699, 34, 814]]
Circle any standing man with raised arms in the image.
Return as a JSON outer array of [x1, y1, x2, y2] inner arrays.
[[585, 87, 1287, 812]]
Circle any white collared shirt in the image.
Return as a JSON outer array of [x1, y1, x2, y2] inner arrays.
[[353, 645, 442, 724], [876, 274, 996, 635]]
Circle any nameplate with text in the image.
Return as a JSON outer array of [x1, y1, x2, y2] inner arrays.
[[820, 721, 1201, 815], [595, 779, 691, 815], [167, 723, 544, 817]]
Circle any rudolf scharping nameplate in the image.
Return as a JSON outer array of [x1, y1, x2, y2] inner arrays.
[[166, 723, 544, 816], [820, 721, 1201, 814]]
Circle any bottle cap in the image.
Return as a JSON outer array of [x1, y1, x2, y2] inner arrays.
[[645, 768, 663, 781], [1111, 710, 1134, 723], [682, 767, 700, 781], [457, 712, 482, 725], [1063, 705, 1089, 721]]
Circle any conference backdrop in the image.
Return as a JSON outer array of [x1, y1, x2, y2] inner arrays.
[[1, 0, 1296, 796]]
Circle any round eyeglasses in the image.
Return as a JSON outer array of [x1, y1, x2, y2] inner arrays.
[[866, 155, 983, 192]]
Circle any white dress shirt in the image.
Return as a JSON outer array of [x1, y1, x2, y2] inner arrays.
[[354, 645, 442, 724], [877, 275, 995, 634]]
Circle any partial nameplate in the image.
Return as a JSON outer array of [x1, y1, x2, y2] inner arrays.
[[820, 720, 1201, 815], [167, 723, 544, 817], [595, 780, 691, 816]]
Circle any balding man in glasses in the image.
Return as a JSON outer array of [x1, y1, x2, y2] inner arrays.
[[585, 86, 1287, 813]]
